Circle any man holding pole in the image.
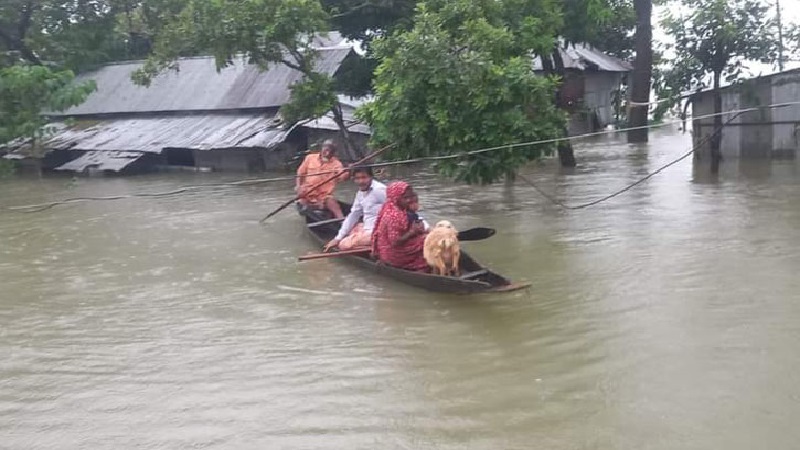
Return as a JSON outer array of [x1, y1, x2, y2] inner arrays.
[[296, 139, 348, 218]]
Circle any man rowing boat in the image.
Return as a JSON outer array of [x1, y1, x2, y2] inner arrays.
[[324, 166, 386, 251], [296, 140, 348, 218], [371, 181, 431, 272]]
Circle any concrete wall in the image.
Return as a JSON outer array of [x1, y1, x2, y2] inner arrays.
[[771, 71, 800, 157], [692, 69, 800, 159]]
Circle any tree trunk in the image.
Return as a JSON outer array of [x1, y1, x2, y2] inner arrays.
[[627, 0, 653, 143], [0, 33, 41, 65], [0, 1, 41, 65], [330, 101, 362, 159], [551, 48, 577, 168], [710, 70, 723, 173]]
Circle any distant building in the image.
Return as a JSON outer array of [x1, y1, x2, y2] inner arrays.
[[690, 68, 800, 159], [3, 40, 370, 174], [533, 43, 632, 134]]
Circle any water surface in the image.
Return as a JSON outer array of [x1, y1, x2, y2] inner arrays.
[[2, 127, 799, 449]]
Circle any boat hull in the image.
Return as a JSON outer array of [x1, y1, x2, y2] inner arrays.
[[300, 204, 530, 294]]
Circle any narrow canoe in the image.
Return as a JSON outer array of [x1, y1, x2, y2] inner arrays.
[[300, 203, 530, 294]]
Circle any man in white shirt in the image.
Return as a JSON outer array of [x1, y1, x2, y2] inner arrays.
[[324, 166, 387, 251]]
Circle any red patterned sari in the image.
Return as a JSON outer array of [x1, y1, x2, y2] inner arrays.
[[371, 182, 429, 272]]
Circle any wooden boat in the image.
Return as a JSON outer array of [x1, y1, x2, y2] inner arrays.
[[301, 203, 530, 294]]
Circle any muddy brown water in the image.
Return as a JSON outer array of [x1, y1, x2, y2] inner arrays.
[[2, 127, 800, 449]]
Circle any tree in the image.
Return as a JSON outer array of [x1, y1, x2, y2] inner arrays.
[[134, 0, 363, 157], [627, 0, 652, 143], [323, 0, 416, 45], [536, 0, 636, 166], [321, 0, 417, 96], [360, 0, 567, 184], [661, 0, 777, 172], [786, 24, 800, 64], [0, 1, 110, 148], [0, 1, 43, 65], [561, 0, 635, 59], [0, 65, 96, 147], [0, 0, 144, 71]]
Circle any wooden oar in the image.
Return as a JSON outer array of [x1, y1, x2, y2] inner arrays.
[[307, 217, 346, 228], [298, 227, 496, 262], [457, 227, 495, 242], [260, 143, 396, 223], [298, 247, 370, 261]]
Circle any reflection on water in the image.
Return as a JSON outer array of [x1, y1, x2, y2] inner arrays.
[[2, 126, 800, 449]]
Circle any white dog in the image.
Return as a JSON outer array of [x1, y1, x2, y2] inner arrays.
[[423, 220, 461, 276]]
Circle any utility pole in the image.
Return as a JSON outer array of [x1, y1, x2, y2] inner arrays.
[[777, 0, 784, 71], [627, 0, 653, 143]]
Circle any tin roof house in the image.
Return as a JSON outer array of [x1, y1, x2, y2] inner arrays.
[[8, 39, 369, 174], [533, 43, 632, 133]]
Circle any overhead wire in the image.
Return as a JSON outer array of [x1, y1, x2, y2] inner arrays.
[[517, 111, 745, 210], [6, 101, 799, 213]]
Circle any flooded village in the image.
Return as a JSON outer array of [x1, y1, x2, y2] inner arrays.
[[2, 0, 800, 449]]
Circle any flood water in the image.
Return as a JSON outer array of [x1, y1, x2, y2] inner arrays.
[[2, 126, 800, 449]]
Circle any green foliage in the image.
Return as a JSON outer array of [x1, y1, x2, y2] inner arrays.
[[134, 0, 343, 124], [282, 72, 337, 123], [0, 0, 151, 71], [658, 0, 778, 106], [562, 0, 636, 59], [333, 55, 378, 97], [31, 0, 121, 72], [320, 0, 418, 94], [361, 0, 567, 184], [133, 0, 328, 75], [0, 0, 148, 151], [0, 65, 95, 145], [787, 24, 800, 60], [323, 0, 416, 45]]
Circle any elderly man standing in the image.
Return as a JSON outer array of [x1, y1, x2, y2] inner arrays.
[[296, 140, 348, 218], [324, 166, 386, 251]]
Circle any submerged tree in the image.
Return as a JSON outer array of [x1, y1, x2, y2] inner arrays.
[[361, 0, 566, 184], [661, 0, 777, 172]]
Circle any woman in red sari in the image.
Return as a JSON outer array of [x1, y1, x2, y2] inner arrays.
[[371, 181, 429, 272]]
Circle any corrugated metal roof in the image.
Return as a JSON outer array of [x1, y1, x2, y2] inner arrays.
[[45, 114, 293, 153], [301, 103, 371, 135], [56, 47, 355, 116], [311, 31, 346, 48], [55, 151, 144, 172], [302, 116, 371, 134], [533, 43, 632, 72]]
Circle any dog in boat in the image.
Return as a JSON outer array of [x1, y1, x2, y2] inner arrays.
[[423, 220, 461, 276]]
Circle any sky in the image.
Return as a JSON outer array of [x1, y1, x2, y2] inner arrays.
[[653, 0, 800, 75]]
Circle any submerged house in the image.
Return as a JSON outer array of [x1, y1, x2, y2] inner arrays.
[[690, 68, 800, 159], [5, 43, 369, 174], [533, 43, 632, 134]]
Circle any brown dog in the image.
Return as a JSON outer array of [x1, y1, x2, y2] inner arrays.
[[423, 220, 461, 276]]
